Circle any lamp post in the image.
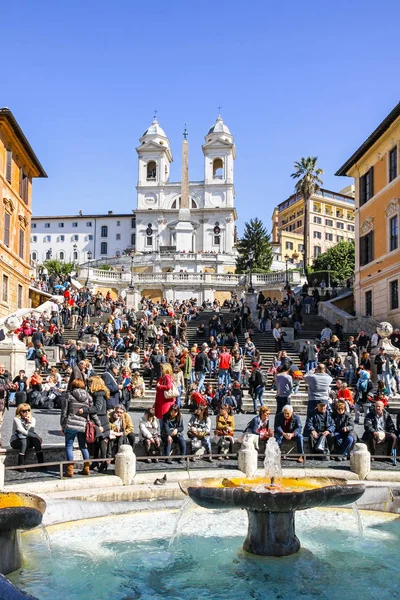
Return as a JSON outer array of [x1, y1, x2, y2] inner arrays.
[[72, 243, 78, 264], [85, 250, 92, 286], [247, 250, 255, 293], [124, 247, 135, 288], [284, 253, 290, 290], [327, 264, 331, 289]]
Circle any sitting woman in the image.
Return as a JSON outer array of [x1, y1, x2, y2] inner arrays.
[[161, 404, 186, 464], [187, 405, 212, 462], [131, 371, 146, 399], [10, 404, 44, 468], [246, 406, 273, 448], [214, 405, 235, 460], [244, 338, 256, 358], [108, 404, 135, 457], [139, 407, 161, 462], [331, 356, 345, 378]]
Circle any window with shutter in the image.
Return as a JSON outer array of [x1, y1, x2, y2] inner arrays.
[[389, 147, 398, 182], [2, 275, 8, 302], [5, 150, 12, 183], [19, 229, 24, 259], [4, 212, 11, 246], [360, 168, 374, 206], [17, 285, 23, 309], [360, 231, 374, 266]]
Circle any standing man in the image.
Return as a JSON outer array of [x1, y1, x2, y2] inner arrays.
[[249, 362, 265, 414], [194, 343, 210, 392], [218, 346, 232, 388], [275, 364, 293, 415], [272, 323, 283, 352], [304, 363, 333, 419]]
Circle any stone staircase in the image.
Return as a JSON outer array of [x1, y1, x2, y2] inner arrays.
[[55, 306, 400, 415]]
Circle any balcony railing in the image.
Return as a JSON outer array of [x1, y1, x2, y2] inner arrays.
[[79, 268, 301, 288]]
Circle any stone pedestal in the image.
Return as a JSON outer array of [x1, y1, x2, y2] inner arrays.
[[125, 287, 140, 311], [281, 327, 294, 343], [238, 436, 258, 478], [350, 443, 371, 480], [0, 529, 21, 574], [244, 510, 300, 557], [245, 292, 259, 326], [175, 209, 194, 252], [0, 338, 29, 379], [115, 445, 136, 485]]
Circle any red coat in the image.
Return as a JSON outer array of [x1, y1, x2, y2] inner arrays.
[[154, 374, 174, 418]]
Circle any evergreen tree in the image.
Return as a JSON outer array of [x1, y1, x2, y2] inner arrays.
[[312, 240, 355, 283], [236, 218, 273, 273]]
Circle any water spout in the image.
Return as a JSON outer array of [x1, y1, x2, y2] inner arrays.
[[352, 503, 364, 538], [264, 438, 282, 484]]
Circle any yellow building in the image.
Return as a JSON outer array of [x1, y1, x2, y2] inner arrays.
[[272, 187, 355, 264], [0, 108, 47, 318], [336, 101, 400, 324]]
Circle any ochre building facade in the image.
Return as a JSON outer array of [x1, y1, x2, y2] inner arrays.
[[336, 102, 400, 324], [0, 109, 46, 319]]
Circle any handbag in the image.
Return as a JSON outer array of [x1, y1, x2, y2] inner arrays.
[[315, 434, 327, 453], [164, 381, 179, 399], [85, 419, 96, 444]]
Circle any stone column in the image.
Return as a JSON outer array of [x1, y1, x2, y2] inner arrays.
[[115, 445, 136, 485], [350, 443, 371, 480]]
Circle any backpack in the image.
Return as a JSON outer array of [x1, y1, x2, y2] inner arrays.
[[260, 370, 268, 387]]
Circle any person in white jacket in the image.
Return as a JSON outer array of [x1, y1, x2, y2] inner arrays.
[[139, 408, 161, 462]]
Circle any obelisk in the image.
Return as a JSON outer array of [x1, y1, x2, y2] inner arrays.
[[175, 124, 194, 251]]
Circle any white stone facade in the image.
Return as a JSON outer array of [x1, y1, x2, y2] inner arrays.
[[134, 116, 237, 266], [30, 213, 136, 264]]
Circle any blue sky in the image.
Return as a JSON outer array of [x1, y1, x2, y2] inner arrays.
[[2, 0, 399, 234]]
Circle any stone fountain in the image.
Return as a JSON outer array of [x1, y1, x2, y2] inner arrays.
[[181, 438, 365, 557], [0, 491, 46, 575]]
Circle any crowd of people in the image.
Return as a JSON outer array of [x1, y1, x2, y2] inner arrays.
[[1, 282, 400, 473]]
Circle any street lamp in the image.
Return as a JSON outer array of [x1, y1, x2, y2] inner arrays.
[[124, 247, 135, 288], [327, 264, 331, 289], [247, 250, 255, 293], [85, 250, 93, 286], [284, 253, 290, 290]]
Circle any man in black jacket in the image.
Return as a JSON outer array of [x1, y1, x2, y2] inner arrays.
[[363, 401, 397, 457], [274, 405, 304, 463], [306, 401, 335, 457], [332, 401, 355, 460], [194, 344, 210, 393]]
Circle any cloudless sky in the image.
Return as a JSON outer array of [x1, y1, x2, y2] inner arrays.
[[2, 0, 399, 234]]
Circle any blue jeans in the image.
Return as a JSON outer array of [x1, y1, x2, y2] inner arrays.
[[275, 433, 304, 455], [345, 368, 355, 385], [306, 360, 316, 373], [253, 385, 264, 412], [260, 318, 266, 333], [65, 430, 89, 461], [209, 359, 218, 376], [333, 433, 354, 456], [196, 371, 206, 392], [218, 369, 231, 387], [164, 434, 186, 457]]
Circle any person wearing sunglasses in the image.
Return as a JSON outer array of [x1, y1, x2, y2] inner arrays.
[[10, 404, 44, 468]]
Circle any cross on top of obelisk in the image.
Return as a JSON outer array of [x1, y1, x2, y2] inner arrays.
[[183, 122, 188, 139]]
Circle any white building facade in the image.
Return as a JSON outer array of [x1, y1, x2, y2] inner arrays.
[[30, 212, 136, 265]]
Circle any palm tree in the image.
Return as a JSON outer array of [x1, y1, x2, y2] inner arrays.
[[291, 157, 323, 277]]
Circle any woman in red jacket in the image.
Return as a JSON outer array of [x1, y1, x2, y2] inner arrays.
[[154, 363, 175, 418]]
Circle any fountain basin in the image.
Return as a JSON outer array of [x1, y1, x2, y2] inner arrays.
[[181, 477, 365, 556], [0, 492, 46, 575]]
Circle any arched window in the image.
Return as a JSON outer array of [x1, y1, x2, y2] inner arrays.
[[100, 242, 108, 255], [45, 250, 52, 260], [171, 196, 198, 209], [213, 158, 224, 179], [147, 161, 157, 180], [101, 225, 108, 238], [73, 251, 78, 261], [31, 251, 37, 261], [59, 251, 65, 261]]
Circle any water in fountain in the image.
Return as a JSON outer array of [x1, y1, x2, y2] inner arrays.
[[351, 503, 364, 538], [168, 496, 194, 550]]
